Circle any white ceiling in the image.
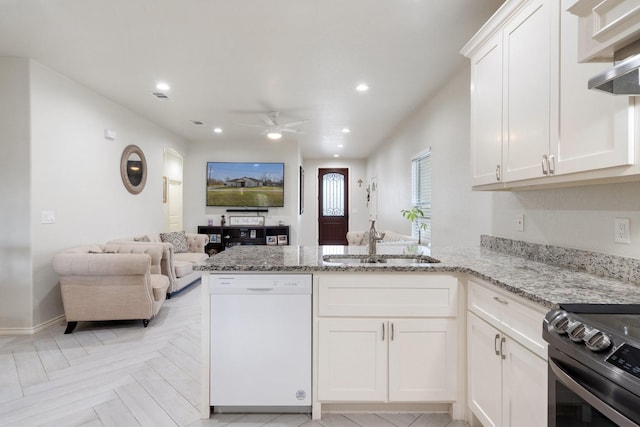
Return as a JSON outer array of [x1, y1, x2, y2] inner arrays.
[[0, 0, 504, 159]]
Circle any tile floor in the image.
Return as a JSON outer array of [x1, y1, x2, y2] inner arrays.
[[0, 281, 469, 427]]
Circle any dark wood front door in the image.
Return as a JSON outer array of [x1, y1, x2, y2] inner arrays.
[[318, 168, 349, 245]]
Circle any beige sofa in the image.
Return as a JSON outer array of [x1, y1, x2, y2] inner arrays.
[[52, 243, 170, 334], [110, 232, 209, 297], [347, 230, 418, 246]]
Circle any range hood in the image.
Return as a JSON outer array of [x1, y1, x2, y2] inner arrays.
[[590, 39, 640, 95]]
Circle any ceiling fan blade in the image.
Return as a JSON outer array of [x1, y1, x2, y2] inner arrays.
[[280, 128, 303, 134], [262, 112, 278, 126], [235, 122, 267, 129], [281, 120, 309, 128]]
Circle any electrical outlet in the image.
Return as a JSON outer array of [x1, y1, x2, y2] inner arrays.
[[515, 213, 525, 232], [615, 218, 630, 244]]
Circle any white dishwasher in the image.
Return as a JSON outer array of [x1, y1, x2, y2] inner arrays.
[[210, 273, 311, 411]]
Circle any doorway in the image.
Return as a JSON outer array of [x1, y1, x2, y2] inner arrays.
[[164, 148, 184, 231], [167, 179, 183, 232], [318, 168, 349, 245]]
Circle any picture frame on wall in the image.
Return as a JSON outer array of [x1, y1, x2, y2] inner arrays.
[[266, 235, 277, 245], [278, 235, 288, 245]]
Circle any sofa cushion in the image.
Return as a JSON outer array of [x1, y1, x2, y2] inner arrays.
[[160, 231, 188, 253], [173, 260, 193, 278], [174, 252, 209, 264]]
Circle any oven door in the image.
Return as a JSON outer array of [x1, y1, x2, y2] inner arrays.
[[548, 347, 640, 427]]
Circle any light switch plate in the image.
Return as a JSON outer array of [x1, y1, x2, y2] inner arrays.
[[42, 210, 56, 224]]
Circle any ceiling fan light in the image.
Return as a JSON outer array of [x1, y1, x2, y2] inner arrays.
[[267, 130, 282, 140]]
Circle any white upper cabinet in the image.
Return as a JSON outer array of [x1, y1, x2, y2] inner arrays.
[[470, 33, 504, 185], [502, 0, 557, 182], [557, 0, 634, 175], [568, 0, 640, 62], [462, 0, 638, 190]]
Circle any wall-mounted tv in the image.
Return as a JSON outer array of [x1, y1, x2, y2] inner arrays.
[[206, 162, 284, 207]]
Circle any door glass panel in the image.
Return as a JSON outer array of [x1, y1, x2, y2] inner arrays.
[[322, 173, 344, 216]]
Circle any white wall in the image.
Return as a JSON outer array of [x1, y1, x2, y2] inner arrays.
[[300, 159, 369, 246], [367, 67, 493, 247], [0, 60, 189, 331], [490, 182, 640, 257], [0, 58, 32, 329], [183, 139, 301, 243]]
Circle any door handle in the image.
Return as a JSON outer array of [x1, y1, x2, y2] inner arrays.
[[549, 154, 555, 174], [382, 322, 385, 341], [495, 165, 501, 181], [494, 334, 500, 356], [500, 337, 506, 360], [541, 154, 549, 175], [391, 322, 395, 341]]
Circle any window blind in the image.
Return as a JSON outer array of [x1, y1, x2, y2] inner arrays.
[[411, 151, 431, 246]]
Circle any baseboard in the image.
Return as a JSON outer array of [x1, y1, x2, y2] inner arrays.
[[0, 314, 65, 335]]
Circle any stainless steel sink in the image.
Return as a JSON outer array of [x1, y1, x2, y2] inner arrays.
[[322, 254, 441, 265]]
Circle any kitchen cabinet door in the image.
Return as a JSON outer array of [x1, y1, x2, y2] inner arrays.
[[388, 319, 458, 402], [317, 318, 387, 401], [555, 0, 634, 176], [470, 32, 504, 186], [502, 0, 558, 182], [502, 338, 547, 427], [467, 313, 502, 427]]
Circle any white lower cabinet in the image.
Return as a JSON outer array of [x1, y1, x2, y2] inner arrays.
[[467, 279, 547, 427], [315, 273, 459, 406], [318, 317, 457, 402], [468, 313, 547, 427]]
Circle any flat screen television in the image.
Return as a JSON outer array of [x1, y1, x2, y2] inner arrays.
[[206, 162, 284, 207]]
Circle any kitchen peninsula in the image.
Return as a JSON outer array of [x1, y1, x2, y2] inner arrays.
[[196, 238, 640, 424]]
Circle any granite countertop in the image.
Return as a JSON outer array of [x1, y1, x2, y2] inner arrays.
[[194, 244, 640, 309]]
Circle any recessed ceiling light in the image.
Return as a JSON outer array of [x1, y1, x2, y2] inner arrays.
[[356, 83, 369, 92], [342, 128, 351, 133], [213, 127, 223, 134], [333, 154, 340, 158], [337, 144, 344, 148], [156, 82, 170, 91]]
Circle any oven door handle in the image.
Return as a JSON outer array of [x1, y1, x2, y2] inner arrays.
[[549, 358, 638, 427]]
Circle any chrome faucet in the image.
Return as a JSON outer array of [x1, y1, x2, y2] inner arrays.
[[368, 220, 385, 255]]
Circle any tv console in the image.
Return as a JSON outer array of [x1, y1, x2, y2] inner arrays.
[[198, 225, 290, 254]]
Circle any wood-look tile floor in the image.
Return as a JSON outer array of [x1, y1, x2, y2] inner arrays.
[[0, 281, 469, 427]]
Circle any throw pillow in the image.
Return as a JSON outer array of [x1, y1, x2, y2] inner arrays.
[[134, 235, 151, 242], [160, 231, 188, 253]]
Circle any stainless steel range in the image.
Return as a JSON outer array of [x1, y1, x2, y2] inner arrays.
[[543, 304, 640, 426]]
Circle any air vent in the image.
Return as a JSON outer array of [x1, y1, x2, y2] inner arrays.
[[152, 92, 170, 100], [191, 120, 204, 125]]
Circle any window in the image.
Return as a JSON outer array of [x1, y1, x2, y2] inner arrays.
[[411, 150, 431, 246]]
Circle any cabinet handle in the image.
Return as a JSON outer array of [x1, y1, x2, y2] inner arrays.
[[495, 165, 501, 181], [493, 296, 508, 305], [549, 154, 555, 175], [382, 323, 385, 341], [391, 323, 395, 341], [494, 334, 500, 356], [500, 337, 506, 360], [541, 154, 549, 175]]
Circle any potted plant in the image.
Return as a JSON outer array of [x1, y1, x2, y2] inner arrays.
[[401, 207, 428, 244]]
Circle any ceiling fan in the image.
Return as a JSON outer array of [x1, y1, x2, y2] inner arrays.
[[237, 111, 309, 140]]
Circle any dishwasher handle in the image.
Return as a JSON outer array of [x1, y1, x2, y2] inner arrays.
[[246, 288, 275, 292]]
